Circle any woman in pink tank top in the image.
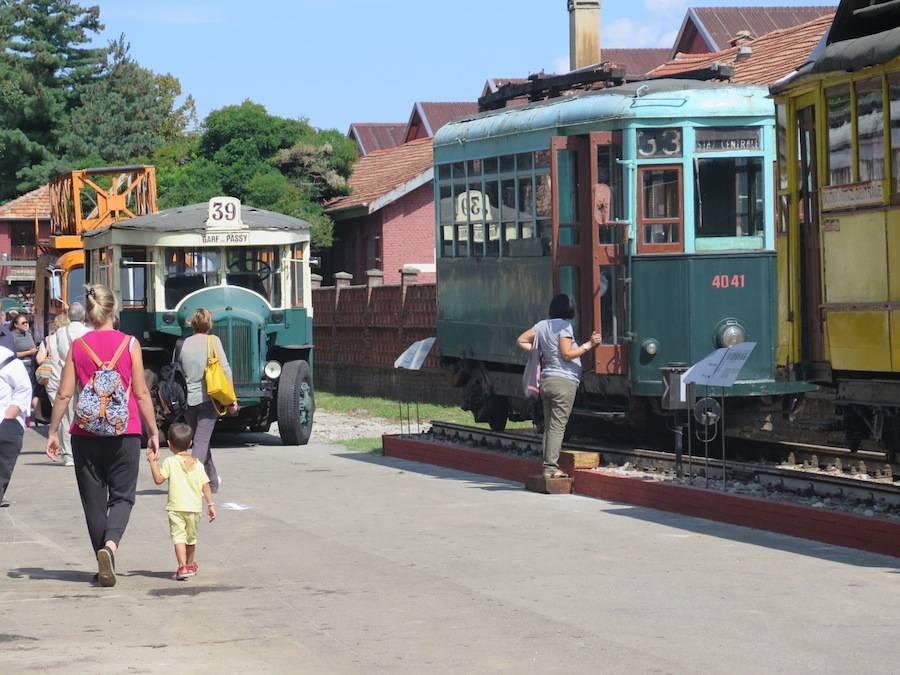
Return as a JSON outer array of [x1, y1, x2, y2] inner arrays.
[[45, 285, 160, 588]]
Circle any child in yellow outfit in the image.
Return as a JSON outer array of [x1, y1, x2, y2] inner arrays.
[[147, 423, 216, 580]]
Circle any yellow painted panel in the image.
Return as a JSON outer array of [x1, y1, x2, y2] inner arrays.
[[822, 211, 887, 304], [776, 235, 791, 365], [893, 311, 900, 373], [826, 311, 892, 371], [889, 209, 900, 302]]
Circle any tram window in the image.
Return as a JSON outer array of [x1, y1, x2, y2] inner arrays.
[[536, 174, 551, 219], [596, 142, 624, 222], [500, 155, 515, 173], [438, 164, 451, 181], [451, 162, 465, 180], [855, 77, 885, 183], [695, 157, 764, 242], [483, 157, 498, 174], [290, 245, 305, 308], [638, 168, 681, 251], [226, 248, 281, 306], [891, 73, 900, 196], [467, 159, 482, 177], [439, 185, 453, 257], [518, 176, 535, 237], [119, 247, 148, 309], [598, 265, 624, 345], [535, 150, 551, 170], [777, 104, 789, 191], [484, 181, 500, 257], [517, 152, 533, 171], [453, 183, 470, 256], [165, 249, 220, 308], [826, 84, 852, 185]]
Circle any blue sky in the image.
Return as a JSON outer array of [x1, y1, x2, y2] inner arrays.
[[94, 0, 835, 133]]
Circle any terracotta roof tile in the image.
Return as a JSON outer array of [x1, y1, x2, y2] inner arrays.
[[649, 12, 835, 85], [690, 5, 835, 51], [326, 137, 433, 214], [0, 185, 50, 220], [348, 123, 406, 155]]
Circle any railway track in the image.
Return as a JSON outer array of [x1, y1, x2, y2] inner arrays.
[[426, 421, 900, 508]]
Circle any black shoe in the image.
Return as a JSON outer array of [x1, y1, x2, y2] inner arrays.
[[0, 500, 9, 508], [97, 546, 116, 587]]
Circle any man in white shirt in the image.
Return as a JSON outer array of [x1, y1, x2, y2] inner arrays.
[[0, 344, 33, 506], [50, 302, 91, 466]]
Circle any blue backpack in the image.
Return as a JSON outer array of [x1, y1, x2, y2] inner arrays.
[[74, 336, 132, 436]]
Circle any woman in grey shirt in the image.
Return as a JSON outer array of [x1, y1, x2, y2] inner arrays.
[[179, 308, 236, 492], [516, 294, 601, 478]]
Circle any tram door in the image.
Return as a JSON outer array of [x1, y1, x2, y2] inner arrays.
[[590, 132, 627, 375], [550, 136, 593, 344], [796, 103, 826, 363]]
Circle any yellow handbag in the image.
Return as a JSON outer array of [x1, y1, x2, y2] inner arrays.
[[205, 335, 236, 416]]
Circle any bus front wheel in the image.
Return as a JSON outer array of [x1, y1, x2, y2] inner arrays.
[[277, 360, 315, 446]]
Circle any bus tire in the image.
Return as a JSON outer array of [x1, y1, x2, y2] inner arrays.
[[277, 360, 315, 446]]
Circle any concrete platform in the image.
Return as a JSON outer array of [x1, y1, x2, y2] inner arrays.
[[3, 428, 900, 673]]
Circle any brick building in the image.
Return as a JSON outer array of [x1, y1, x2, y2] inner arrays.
[[328, 102, 478, 285], [325, 137, 435, 285], [0, 185, 51, 298]]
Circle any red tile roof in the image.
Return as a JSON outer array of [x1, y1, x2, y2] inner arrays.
[[650, 12, 835, 85], [325, 137, 434, 216], [412, 102, 479, 137], [603, 48, 671, 76], [348, 123, 406, 156], [0, 185, 50, 220], [678, 5, 835, 52]]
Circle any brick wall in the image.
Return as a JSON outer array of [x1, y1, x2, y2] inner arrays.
[[381, 183, 436, 284], [312, 275, 458, 405]]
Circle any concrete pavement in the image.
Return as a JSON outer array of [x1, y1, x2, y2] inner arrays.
[[2, 428, 899, 674]]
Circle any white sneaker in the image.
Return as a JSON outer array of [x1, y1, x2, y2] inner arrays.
[[64, 458, 75, 467]]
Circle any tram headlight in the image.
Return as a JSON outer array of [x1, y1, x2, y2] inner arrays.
[[264, 360, 282, 380], [642, 338, 659, 356], [717, 321, 746, 348], [271, 311, 284, 324]]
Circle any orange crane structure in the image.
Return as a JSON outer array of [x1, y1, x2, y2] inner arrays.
[[34, 166, 157, 338]]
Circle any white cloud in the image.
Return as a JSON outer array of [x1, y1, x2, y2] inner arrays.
[[604, 17, 673, 48], [552, 56, 569, 74], [644, 0, 687, 14]]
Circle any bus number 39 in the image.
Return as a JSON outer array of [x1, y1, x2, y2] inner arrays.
[[712, 274, 746, 289]]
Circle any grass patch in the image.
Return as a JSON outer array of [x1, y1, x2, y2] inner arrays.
[[316, 391, 532, 430], [336, 436, 383, 454]]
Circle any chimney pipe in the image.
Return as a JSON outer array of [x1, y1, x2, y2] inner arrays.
[[568, 0, 601, 71]]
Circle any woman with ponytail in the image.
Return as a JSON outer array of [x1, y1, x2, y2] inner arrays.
[[45, 284, 160, 587]]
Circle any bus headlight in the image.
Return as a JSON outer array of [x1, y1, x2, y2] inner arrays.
[[264, 361, 282, 380], [717, 321, 746, 348], [642, 338, 659, 356]]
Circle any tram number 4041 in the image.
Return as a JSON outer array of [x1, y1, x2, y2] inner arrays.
[[711, 274, 746, 289]]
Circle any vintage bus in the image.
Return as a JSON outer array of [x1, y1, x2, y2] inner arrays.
[[81, 196, 315, 445]]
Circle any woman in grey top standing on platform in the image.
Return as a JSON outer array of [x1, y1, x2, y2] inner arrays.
[[516, 294, 601, 478], [179, 308, 236, 493]]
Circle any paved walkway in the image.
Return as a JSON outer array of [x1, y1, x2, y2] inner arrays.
[[2, 428, 898, 673]]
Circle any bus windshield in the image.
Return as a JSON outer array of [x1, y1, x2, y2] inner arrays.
[[165, 249, 220, 308], [226, 247, 281, 306]]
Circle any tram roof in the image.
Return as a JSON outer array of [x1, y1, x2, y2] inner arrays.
[[433, 79, 772, 149], [82, 202, 311, 238]]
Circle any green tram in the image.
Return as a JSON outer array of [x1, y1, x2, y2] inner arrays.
[[82, 197, 315, 445], [434, 80, 813, 431]]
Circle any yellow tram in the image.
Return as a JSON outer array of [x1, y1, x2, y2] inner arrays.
[[772, 0, 900, 453]]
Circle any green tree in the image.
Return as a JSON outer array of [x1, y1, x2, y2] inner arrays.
[[61, 36, 197, 163], [155, 101, 356, 247], [0, 0, 107, 197]]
